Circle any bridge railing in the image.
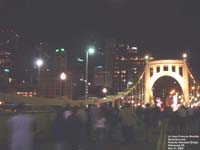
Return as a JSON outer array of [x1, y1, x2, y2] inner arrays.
[[0, 69, 146, 107]]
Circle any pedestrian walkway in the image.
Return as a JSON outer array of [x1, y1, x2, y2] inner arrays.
[[37, 140, 156, 150], [36, 124, 158, 150]]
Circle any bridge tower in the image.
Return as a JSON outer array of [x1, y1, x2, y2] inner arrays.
[[144, 59, 191, 105]]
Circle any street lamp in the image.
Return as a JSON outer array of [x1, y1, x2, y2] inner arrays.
[[35, 58, 44, 86], [36, 58, 43, 68], [60, 72, 67, 96], [182, 53, 187, 59], [102, 87, 108, 98], [85, 46, 95, 100], [127, 81, 133, 88], [102, 87, 108, 94], [60, 72, 67, 80], [145, 55, 149, 60]]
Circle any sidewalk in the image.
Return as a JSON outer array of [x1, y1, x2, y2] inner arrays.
[[37, 140, 156, 150]]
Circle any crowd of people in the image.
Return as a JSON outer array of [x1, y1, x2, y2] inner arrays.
[[8, 103, 200, 150], [46, 103, 200, 150]]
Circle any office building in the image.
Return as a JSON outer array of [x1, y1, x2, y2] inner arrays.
[[104, 39, 151, 92], [39, 71, 72, 98], [38, 48, 72, 98], [0, 29, 19, 90]]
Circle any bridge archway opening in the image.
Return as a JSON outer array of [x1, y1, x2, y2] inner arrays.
[[152, 76, 183, 108]]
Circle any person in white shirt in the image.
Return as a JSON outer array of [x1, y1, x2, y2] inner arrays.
[[8, 104, 35, 150], [95, 109, 107, 150]]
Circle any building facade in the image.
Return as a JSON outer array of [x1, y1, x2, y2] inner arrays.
[[39, 71, 72, 98], [104, 39, 150, 93], [38, 48, 72, 99], [0, 29, 19, 91]]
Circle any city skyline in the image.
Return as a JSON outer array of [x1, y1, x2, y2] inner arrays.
[[0, 2, 200, 149], [0, 0, 200, 78]]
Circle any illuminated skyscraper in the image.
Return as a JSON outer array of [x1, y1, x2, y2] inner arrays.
[[0, 28, 20, 90], [104, 39, 150, 93], [53, 48, 67, 72], [94, 66, 105, 87], [39, 47, 72, 98]]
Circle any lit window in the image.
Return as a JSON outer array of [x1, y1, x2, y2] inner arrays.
[[121, 70, 126, 73]]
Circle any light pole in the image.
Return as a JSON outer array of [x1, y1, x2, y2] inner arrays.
[[102, 87, 108, 97], [60, 72, 67, 97], [85, 47, 95, 100], [182, 53, 187, 60], [35, 58, 44, 87]]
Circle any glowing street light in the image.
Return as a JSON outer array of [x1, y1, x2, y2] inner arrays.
[[60, 72, 67, 96], [85, 46, 95, 100], [102, 87, 108, 94], [36, 58, 43, 68], [182, 53, 187, 59], [131, 46, 138, 50], [170, 89, 176, 95], [55, 48, 65, 53], [60, 48, 65, 52], [35, 58, 44, 86], [88, 47, 95, 55], [4, 68, 10, 73], [60, 72, 67, 80], [192, 86, 195, 90], [145, 55, 149, 60], [102, 87, 108, 97]]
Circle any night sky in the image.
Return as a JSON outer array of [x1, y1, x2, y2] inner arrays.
[[1, 0, 200, 78]]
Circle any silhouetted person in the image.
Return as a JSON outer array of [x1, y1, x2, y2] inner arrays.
[[65, 106, 81, 150], [94, 109, 107, 150], [143, 103, 153, 144], [8, 104, 35, 150], [51, 111, 66, 150], [119, 103, 137, 144], [76, 105, 88, 150], [177, 105, 187, 132]]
